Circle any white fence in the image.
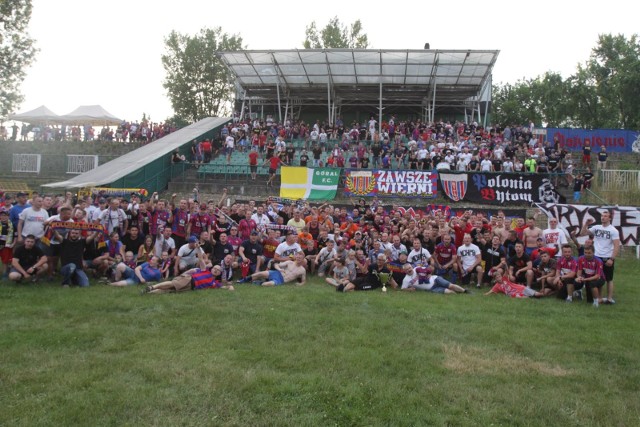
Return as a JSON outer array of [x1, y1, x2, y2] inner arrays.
[[12, 154, 41, 173], [67, 155, 99, 174], [599, 169, 640, 190]]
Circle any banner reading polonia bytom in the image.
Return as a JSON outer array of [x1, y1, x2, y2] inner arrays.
[[439, 171, 566, 205], [280, 167, 341, 200], [344, 169, 438, 198]]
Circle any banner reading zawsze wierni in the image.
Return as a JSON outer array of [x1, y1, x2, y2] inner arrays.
[[439, 172, 565, 204], [344, 169, 438, 198]]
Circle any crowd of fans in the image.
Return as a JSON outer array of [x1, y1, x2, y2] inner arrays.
[[0, 120, 178, 143], [0, 188, 620, 306], [189, 116, 608, 199]]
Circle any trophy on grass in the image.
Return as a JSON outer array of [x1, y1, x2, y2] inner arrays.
[[374, 271, 392, 293]]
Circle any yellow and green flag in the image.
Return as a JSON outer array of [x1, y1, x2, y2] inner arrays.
[[280, 167, 341, 200]]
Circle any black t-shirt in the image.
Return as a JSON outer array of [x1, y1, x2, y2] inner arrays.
[[508, 252, 530, 272], [212, 242, 234, 262], [13, 244, 44, 269], [121, 234, 145, 256], [83, 239, 107, 261], [360, 157, 369, 168], [60, 238, 87, 269], [299, 154, 309, 167], [240, 240, 263, 264], [482, 244, 506, 269]]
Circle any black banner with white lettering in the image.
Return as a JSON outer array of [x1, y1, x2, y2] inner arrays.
[[439, 172, 565, 205], [536, 203, 640, 246]]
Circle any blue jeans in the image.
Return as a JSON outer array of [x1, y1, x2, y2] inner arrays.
[[60, 263, 89, 287]]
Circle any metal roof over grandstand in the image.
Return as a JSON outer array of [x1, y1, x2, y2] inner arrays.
[[44, 117, 229, 189], [218, 49, 500, 118]]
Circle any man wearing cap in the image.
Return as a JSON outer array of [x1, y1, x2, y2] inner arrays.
[[90, 198, 109, 224], [9, 191, 30, 231], [173, 236, 205, 276]]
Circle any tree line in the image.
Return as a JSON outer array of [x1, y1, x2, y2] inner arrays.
[[3, 2, 639, 130]]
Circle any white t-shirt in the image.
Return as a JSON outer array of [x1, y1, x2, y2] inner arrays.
[[177, 244, 204, 266], [457, 243, 481, 270], [47, 214, 74, 245], [275, 241, 302, 259], [408, 247, 431, 266], [19, 207, 49, 238], [317, 247, 337, 264], [154, 235, 176, 257], [480, 159, 493, 171], [542, 228, 568, 252], [225, 135, 235, 149], [251, 213, 271, 227], [589, 224, 619, 258]]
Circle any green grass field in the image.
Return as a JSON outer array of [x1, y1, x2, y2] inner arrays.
[[2, 258, 639, 426]]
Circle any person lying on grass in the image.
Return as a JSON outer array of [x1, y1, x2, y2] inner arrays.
[[240, 251, 307, 286], [104, 255, 162, 287], [401, 263, 469, 294], [484, 268, 543, 298], [141, 263, 234, 294]]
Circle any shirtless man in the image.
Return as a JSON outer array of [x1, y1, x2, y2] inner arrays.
[[522, 217, 543, 256], [492, 216, 510, 243]]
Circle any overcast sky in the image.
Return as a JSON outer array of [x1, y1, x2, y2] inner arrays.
[[15, 0, 639, 123]]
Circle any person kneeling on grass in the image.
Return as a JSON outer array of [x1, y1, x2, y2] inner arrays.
[[242, 251, 307, 286], [104, 255, 162, 287], [141, 263, 234, 294], [401, 263, 469, 294], [484, 268, 543, 298]]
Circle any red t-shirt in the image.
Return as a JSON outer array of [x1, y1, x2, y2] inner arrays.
[[249, 152, 258, 166], [491, 279, 528, 298], [268, 156, 281, 169], [201, 141, 212, 153]]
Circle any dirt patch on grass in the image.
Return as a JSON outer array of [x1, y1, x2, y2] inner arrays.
[[442, 343, 570, 377]]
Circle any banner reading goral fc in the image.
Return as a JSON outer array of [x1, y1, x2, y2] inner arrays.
[[344, 169, 438, 198]]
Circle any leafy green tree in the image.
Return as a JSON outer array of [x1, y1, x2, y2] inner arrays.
[[303, 17, 369, 49], [492, 80, 540, 127], [586, 33, 640, 129], [0, 0, 38, 117], [161, 27, 243, 123]]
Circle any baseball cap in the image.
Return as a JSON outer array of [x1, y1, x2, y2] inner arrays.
[[399, 250, 408, 256], [99, 198, 107, 203], [200, 203, 207, 210], [0, 209, 8, 215], [250, 230, 260, 236], [188, 236, 198, 243], [16, 192, 28, 197]]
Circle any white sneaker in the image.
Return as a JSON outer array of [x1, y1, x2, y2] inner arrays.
[[593, 300, 599, 308], [565, 297, 572, 303]]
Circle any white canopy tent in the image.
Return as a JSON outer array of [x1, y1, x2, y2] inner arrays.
[[8, 105, 61, 123], [61, 105, 122, 126]]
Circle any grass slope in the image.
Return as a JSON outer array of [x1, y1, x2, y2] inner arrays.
[[1, 259, 639, 426]]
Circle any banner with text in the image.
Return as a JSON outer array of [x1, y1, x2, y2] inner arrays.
[[536, 203, 640, 246], [439, 172, 566, 205], [537, 128, 640, 153], [344, 169, 438, 198]]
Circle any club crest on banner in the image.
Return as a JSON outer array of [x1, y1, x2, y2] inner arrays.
[[441, 173, 468, 202], [346, 171, 376, 196]]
